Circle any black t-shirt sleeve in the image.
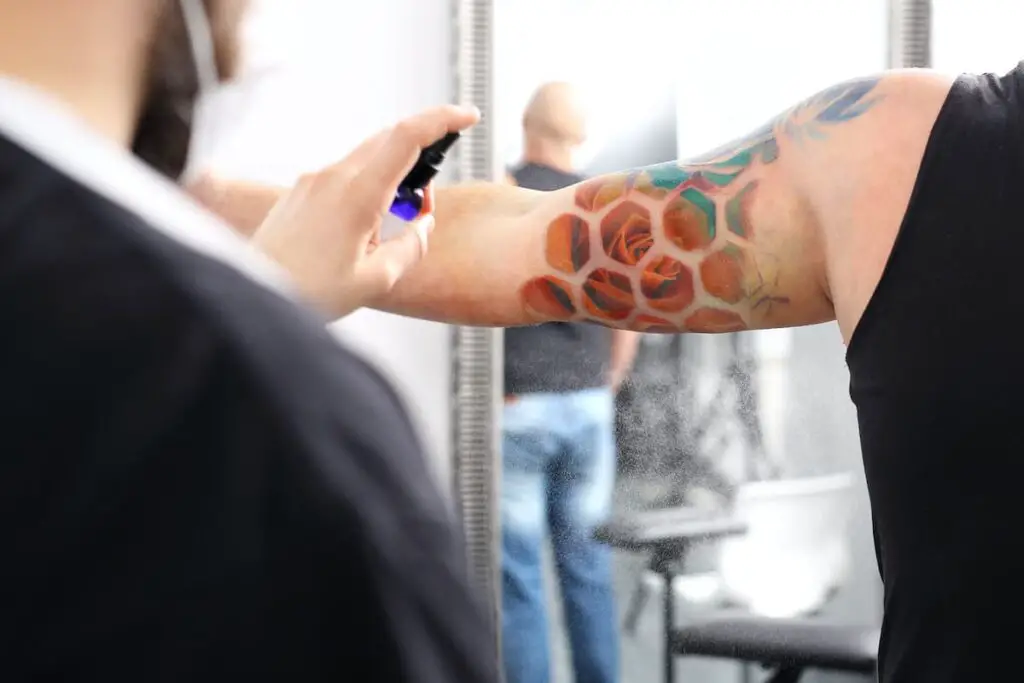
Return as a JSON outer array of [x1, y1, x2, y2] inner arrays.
[[0, 168, 497, 682]]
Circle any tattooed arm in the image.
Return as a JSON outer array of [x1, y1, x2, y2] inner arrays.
[[378, 74, 894, 332]]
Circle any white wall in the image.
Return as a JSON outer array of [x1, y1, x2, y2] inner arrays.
[[493, 0, 677, 171], [195, 0, 456, 490], [932, 0, 1024, 74]]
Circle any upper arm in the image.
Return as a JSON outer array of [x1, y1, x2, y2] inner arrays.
[[518, 74, 893, 333]]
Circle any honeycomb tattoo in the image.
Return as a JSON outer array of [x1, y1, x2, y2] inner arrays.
[[519, 76, 884, 332]]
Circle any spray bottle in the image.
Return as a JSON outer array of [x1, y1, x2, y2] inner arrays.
[[380, 131, 461, 239]]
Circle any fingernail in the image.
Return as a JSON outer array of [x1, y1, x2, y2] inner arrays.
[[414, 215, 434, 256]]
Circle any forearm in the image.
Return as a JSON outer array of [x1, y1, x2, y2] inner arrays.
[[195, 164, 806, 333], [190, 175, 285, 237], [377, 161, 810, 332], [377, 182, 549, 325]]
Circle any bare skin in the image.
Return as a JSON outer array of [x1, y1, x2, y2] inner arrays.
[[193, 69, 954, 346], [378, 69, 956, 345]]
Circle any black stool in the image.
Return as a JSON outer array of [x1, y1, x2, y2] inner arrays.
[[674, 616, 879, 682], [595, 507, 748, 683]]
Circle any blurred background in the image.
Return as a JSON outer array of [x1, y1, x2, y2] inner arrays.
[[193, 1, 1024, 681]]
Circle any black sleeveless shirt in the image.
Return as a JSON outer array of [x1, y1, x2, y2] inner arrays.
[[848, 62, 1024, 682]]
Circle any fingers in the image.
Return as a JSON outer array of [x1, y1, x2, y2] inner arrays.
[[348, 105, 479, 216], [380, 105, 478, 175], [357, 214, 434, 295], [259, 105, 475, 318]]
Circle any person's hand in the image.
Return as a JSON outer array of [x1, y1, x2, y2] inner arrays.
[[608, 330, 640, 393], [250, 105, 480, 320], [609, 371, 628, 394]]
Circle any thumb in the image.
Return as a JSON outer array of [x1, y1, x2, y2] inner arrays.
[[358, 214, 433, 295]]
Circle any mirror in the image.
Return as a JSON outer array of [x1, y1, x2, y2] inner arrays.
[[480, 1, 890, 681], [931, 0, 1024, 73]]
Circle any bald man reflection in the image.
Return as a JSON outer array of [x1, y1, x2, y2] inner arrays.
[[502, 82, 638, 683]]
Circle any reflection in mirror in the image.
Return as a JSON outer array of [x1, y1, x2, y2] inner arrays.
[[492, 1, 887, 681]]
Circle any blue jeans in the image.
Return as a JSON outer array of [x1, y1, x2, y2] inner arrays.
[[501, 388, 619, 683]]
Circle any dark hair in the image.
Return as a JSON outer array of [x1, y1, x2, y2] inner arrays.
[[131, 0, 242, 180]]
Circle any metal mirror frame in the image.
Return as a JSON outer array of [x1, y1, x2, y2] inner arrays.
[[449, 0, 504, 665], [890, 0, 932, 68], [447, 0, 931, 668]]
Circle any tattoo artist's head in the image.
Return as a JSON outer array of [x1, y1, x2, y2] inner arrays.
[[522, 81, 588, 173], [0, 0, 249, 179]]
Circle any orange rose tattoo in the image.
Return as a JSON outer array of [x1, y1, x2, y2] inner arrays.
[[634, 314, 680, 333], [663, 187, 716, 252], [546, 213, 591, 273], [601, 201, 653, 266], [700, 244, 747, 304], [575, 176, 630, 213], [519, 117, 803, 332], [684, 307, 747, 332], [582, 268, 635, 321], [521, 276, 576, 321], [725, 181, 759, 239], [640, 255, 695, 312]]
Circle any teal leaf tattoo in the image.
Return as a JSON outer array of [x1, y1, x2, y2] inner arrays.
[[644, 163, 696, 190], [814, 78, 883, 122], [630, 76, 883, 193], [783, 76, 883, 144], [703, 171, 743, 186], [806, 126, 828, 140], [760, 138, 780, 163]]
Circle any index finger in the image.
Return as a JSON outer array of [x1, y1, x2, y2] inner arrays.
[[350, 105, 480, 211]]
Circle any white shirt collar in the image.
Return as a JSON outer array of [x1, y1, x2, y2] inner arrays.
[[0, 75, 293, 295]]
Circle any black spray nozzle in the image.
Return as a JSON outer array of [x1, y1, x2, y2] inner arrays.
[[422, 131, 461, 163], [400, 131, 461, 191]]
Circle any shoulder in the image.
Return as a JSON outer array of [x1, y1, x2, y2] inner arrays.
[[0, 154, 453, 545], [0, 140, 498, 677], [0, 146, 418, 460], [777, 71, 963, 334], [780, 70, 957, 185], [0, 133, 447, 512], [767, 70, 959, 244]]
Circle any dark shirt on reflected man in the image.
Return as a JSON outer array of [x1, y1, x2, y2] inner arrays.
[[505, 162, 612, 395]]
